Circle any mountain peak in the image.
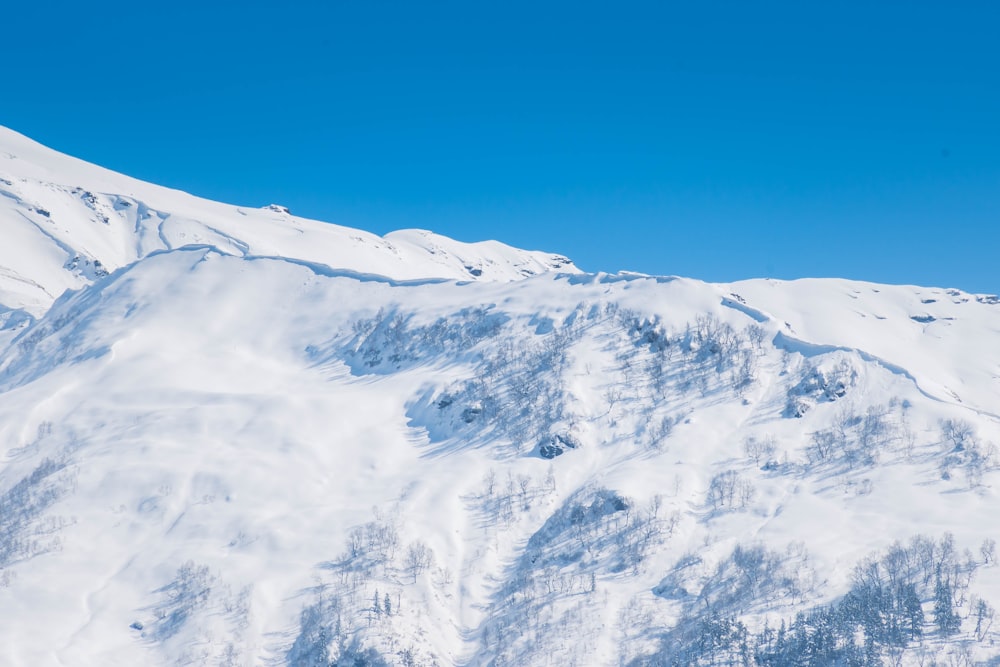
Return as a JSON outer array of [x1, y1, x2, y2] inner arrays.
[[0, 126, 580, 317]]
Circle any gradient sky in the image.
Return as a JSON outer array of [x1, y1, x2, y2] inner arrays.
[[3, 1, 998, 292]]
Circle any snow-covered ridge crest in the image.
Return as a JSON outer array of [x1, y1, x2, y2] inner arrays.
[[0, 125, 577, 317]]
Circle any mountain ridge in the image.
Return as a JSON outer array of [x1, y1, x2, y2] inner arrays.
[[0, 125, 577, 319], [0, 129, 999, 666]]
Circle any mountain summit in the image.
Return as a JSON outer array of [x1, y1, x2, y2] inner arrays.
[[1, 128, 999, 666], [0, 125, 576, 318]]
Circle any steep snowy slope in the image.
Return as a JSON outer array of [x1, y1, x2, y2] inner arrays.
[[728, 278, 1000, 421], [0, 125, 576, 318], [0, 131, 999, 666], [0, 247, 998, 665]]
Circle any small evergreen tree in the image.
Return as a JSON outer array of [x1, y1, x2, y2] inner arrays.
[[902, 583, 924, 640], [933, 570, 961, 636]]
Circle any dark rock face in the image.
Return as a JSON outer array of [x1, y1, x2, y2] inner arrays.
[[538, 432, 580, 459]]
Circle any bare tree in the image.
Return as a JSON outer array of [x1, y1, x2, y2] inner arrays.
[[981, 538, 996, 566], [404, 541, 434, 582], [482, 468, 497, 497], [744, 435, 776, 465], [941, 418, 975, 452], [707, 471, 754, 511]]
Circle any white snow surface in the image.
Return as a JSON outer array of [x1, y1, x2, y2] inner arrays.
[[0, 126, 577, 318], [1, 127, 999, 666]]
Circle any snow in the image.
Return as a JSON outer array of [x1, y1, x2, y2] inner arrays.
[[1, 126, 999, 665], [729, 278, 1000, 420], [0, 125, 578, 318]]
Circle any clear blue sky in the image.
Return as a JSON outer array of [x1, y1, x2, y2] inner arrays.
[[3, 1, 998, 292]]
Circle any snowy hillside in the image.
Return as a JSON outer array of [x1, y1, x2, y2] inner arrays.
[[0, 126, 576, 319], [1, 128, 1000, 666]]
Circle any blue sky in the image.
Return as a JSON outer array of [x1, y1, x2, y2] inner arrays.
[[3, 1, 998, 292]]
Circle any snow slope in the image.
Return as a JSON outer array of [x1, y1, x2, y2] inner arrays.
[[0, 125, 576, 318], [728, 278, 1000, 421], [1, 128, 999, 666]]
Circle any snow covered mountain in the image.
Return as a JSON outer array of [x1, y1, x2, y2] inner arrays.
[[1, 127, 1000, 666], [0, 126, 576, 320]]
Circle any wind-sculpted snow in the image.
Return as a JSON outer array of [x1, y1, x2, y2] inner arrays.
[[731, 278, 1000, 420], [1, 130, 1000, 665], [0, 126, 579, 317]]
